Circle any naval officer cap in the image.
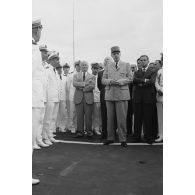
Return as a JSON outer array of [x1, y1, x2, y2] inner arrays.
[[39, 44, 48, 52], [48, 51, 59, 60], [32, 18, 42, 29], [111, 46, 120, 53], [63, 63, 70, 68]]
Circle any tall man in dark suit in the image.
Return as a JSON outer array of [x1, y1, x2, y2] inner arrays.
[[102, 46, 133, 147], [126, 64, 137, 135], [73, 61, 95, 137], [133, 55, 158, 144]]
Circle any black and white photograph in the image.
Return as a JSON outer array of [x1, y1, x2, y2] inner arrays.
[[32, 0, 163, 194], [3, 0, 195, 194]]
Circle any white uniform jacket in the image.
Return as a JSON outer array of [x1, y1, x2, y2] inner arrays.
[[45, 64, 61, 102], [60, 74, 72, 101], [32, 42, 45, 108], [155, 68, 163, 102]]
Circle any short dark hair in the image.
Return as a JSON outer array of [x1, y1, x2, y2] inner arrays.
[[140, 55, 149, 60], [91, 63, 100, 69], [74, 60, 81, 68], [155, 60, 162, 65]]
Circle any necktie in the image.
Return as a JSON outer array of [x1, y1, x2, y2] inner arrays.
[[60, 75, 62, 80], [83, 72, 86, 81], [143, 68, 146, 72], [116, 62, 118, 69]]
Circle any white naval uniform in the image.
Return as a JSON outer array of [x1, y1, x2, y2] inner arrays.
[[35, 61, 48, 144], [56, 74, 72, 130], [92, 74, 101, 132], [155, 68, 163, 140], [32, 41, 45, 149], [68, 71, 77, 132], [42, 64, 60, 141]]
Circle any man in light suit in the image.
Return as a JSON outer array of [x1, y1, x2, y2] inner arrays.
[[73, 61, 95, 137], [42, 52, 60, 145], [68, 61, 81, 133], [102, 46, 133, 147]]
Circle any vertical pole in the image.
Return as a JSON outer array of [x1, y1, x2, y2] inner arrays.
[[73, 0, 75, 66]]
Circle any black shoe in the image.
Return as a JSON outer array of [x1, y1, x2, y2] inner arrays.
[[87, 132, 93, 138], [74, 132, 83, 138], [103, 140, 114, 145], [121, 142, 128, 148], [146, 139, 154, 145]]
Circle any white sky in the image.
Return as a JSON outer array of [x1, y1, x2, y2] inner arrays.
[[33, 0, 162, 68]]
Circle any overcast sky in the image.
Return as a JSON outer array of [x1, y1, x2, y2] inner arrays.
[[33, 0, 162, 68]]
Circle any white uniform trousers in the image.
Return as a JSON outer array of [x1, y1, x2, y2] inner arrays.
[[35, 103, 46, 144], [42, 102, 59, 140], [56, 100, 67, 130], [92, 102, 102, 131], [157, 102, 163, 139], [66, 100, 77, 132], [32, 107, 45, 148]]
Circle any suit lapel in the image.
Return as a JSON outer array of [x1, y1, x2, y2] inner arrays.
[[117, 61, 122, 70], [144, 67, 152, 77]]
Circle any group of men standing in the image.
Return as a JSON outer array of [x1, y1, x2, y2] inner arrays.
[[32, 18, 163, 184]]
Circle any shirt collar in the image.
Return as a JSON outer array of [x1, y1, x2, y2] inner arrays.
[[142, 66, 148, 71], [115, 60, 120, 65]]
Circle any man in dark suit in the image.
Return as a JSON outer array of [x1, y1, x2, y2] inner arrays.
[[73, 61, 95, 137], [126, 64, 137, 136], [133, 55, 158, 144]]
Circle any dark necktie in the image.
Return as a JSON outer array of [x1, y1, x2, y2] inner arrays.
[[83, 72, 86, 81], [60, 75, 62, 80], [143, 68, 146, 72], [116, 62, 118, 69]]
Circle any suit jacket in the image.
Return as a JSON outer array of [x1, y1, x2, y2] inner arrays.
[[97, 70, 106, 103], [102, 61, 133, 101], [73, 72, 95, 105], [133, 67, 157, 103]]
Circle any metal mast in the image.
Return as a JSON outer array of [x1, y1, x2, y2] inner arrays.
[[72, 0, 75, 65]]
